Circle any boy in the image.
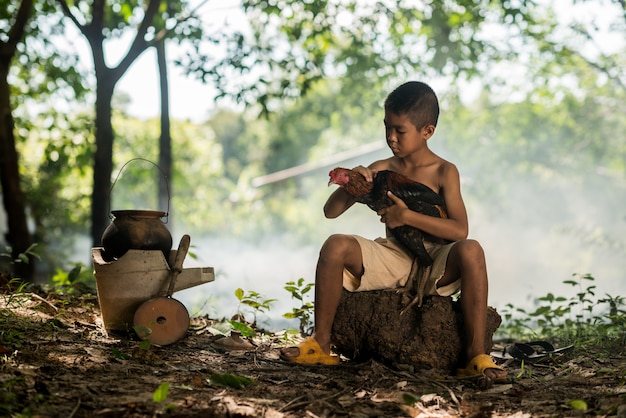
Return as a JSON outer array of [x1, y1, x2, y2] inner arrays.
[[280, 81, 506, 382]]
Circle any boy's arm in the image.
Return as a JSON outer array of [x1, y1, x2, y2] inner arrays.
[[381, 163, 469, 241], [323, 188, 356, 218], [323, 163, 386, 219]]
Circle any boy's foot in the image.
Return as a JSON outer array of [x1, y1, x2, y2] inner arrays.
[[457, 354, 507, 383], [279, 337, 340, 365]]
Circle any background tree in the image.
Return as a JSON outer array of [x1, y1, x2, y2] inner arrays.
[[153, 1, 206, 226], [0, 0, 33, 279], [56, 0, 209, 247], [56, 0, 169, 247], [1, 0, 86, 280]]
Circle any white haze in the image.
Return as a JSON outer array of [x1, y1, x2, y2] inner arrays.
[[170, 162, 626, 331]]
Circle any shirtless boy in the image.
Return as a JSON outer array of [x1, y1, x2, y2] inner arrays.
[[281, 81, 506, 382]]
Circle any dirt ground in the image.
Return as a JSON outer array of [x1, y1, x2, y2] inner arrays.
[[1, 287, 625, 417]]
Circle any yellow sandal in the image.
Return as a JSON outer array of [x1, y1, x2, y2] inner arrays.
[[457, 354, 507, 383], [280, 337, 340, 365]]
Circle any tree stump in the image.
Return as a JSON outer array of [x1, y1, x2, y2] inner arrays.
[[330, 290, 502, 373]]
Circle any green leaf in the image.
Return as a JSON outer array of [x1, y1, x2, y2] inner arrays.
[[402, 393, 421, 405], [153, 382, 170, 403], [235, 288, 244, 301], [68, 265, 82, 283], [228, 320, 256, 337], [569, 399, 587, 410], [111, 348, 130, 360], [208, 373, 255, 389]]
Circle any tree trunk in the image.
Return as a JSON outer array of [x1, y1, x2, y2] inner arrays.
[[331, 290, 502, 374], [0, 0, 36, 281], [156, 40, 172, 225], [90, 77, 116, 248]]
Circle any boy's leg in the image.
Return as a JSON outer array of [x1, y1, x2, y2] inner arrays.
[[281, 234, 363, 358], [438, 239, 506, 380]]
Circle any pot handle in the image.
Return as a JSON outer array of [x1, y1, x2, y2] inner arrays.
[[108, 158, 171, 221]]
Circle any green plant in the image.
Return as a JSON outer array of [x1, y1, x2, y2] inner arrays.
[[50, 262, 96, 293], [1, 244, 40, 265], [2, 279, 29, 307], [282, 278, 315, 336], [207, 318, 256, 338], [234, 288, 276, 325], [496, 273, 626, 348]]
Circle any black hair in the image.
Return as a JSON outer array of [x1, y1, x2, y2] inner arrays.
[[384, 81, 439, 129]]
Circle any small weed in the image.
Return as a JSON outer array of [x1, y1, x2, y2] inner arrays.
[[496, 273, 626, 348], [1, 244, 40, 265], [234, 288, 276, 325], [282, 278, 315, 336], [50, 262, 96, 293]]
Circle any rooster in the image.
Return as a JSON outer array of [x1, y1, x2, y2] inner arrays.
[[328, 167, 450, 267]]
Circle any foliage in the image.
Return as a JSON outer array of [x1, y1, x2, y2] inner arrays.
[[0, 244, 39, 266], [16, 108, 94, 271], [282, 278, 315, 336], [496, 274, 626, 347], [181, 0, 540, 115], [234, 287, 276, 325], [50, 262, 95, 293], [3, 0, 89, 108]]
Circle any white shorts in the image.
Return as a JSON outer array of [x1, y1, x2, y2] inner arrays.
[[342, 235, 460, 296]]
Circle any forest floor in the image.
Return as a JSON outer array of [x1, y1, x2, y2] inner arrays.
[[1, 286, 625, 417]]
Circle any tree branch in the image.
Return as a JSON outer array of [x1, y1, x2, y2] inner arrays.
[[6, 0, 34, 51], [55, 0, 86, 35], [116, 0, 162, 77]]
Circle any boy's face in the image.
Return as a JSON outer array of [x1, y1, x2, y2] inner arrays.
[[383, 111, 433, 157]]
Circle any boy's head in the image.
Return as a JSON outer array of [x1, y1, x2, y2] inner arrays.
[[384, 81, 439, 130]]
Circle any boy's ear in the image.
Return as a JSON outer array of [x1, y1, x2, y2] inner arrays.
[[422, 124, 436, 139]]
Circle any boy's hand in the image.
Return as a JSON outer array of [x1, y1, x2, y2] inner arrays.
[[352, 165, 377, 182], [377, 191, 408, 228]]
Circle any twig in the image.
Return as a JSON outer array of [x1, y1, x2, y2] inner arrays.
[[277, 394, 308, 412], [432, 380, 461, 407], [67, 398, 81, 418], [29, 293, 58, 312], [280, 389, 348, 412]]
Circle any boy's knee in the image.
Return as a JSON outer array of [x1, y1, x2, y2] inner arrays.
[[456, 239, 485, 263], [320, 234, 354, 258]]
